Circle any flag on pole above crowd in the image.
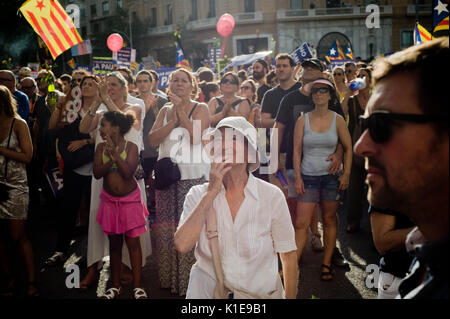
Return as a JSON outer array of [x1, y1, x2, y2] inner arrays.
[[20, 0, 83, 59], [174, 29, 190, 70], [433, 0, 449, 33], [325, 40, 346, 62], [414, 22, 433, 45], [345, 43, 354, 60]]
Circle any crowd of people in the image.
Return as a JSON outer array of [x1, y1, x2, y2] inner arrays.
[[0, 36, 447, 299]]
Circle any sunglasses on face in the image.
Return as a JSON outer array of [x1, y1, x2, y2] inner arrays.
[[311, 87, 330, 94], [359, 110, 447, 144], [333, 73, 343, 76], [345, 70, 353, 74], [221, 78, 238, 85], [240, 86, 251, 90]]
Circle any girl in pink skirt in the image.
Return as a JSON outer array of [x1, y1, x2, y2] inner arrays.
[[93, 111, 149, 299]]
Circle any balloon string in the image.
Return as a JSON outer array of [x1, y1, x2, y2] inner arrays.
[[221, 37, 226, 59]]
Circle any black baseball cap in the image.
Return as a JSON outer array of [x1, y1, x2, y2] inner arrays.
[[301, 58, 324, 72]]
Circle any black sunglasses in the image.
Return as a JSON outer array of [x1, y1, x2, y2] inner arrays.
[[221, 78, 238, 85], [345, 70, 353, 74], [359, 110, 448, 144], [311, 87, 330, 94], [333, 72, 343, 76]]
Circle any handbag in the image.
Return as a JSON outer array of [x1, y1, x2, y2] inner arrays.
[[56, 116, 94, 170], [154, 103, 199, 190], [206, 208, 284, 299], [0, 119, 16, 203]]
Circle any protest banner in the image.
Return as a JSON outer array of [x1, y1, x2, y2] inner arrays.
[[156, 67, 179, 89], [112, 47, 136, 69], [290, 42, 313, 64], [92, 57, 117, 75]]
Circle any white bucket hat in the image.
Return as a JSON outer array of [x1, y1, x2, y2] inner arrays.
[[209, 116, 260, 172]]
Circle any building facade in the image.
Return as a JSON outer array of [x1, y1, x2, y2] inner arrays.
[[60, 0, 433, 68]]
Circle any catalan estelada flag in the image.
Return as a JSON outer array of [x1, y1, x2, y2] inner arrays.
[[345, 43, 354, 60], [20, 0, 83, 59], [433, 0, 449, 33], [174, 29, 190, 70], [414, 22, 433, 45], [325, 40, 346, 63]]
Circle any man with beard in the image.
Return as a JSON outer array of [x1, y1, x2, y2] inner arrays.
[[252, 59, 270, 104], [354, 37, 448, 299]]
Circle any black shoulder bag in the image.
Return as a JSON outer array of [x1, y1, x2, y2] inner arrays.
[[154, 103, 198, 190], [0, 119, 16, 203]]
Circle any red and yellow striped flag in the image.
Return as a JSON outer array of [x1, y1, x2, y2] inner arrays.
[[20, 0, 83, 59]]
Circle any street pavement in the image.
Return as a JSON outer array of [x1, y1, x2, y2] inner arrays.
[[5, 192, 379, 300]]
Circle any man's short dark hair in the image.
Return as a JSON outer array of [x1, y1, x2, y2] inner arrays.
[[254, 59, 269, 72], [148, 70, 159, 82], [136, 70, 153, 82], [344, 62, 356, 69], [275, 53, 296, 67], [117, 66, 134, 85], [59, 74, 72, 83], [373, 37, 449, 132]]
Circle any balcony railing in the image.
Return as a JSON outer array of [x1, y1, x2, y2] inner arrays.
[[186, 17, 218, 30], [406, 4, 432, 16], [148, 24, 175, 36], [277, 5, 392, 20]]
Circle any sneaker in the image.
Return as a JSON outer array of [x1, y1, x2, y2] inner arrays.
[[311, 234, 324, 252]]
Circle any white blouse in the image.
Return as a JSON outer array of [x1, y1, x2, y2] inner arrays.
[[178, 173, 297, 298]]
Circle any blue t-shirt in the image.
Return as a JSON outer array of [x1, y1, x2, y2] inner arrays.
[[13, 90, 30, 125]]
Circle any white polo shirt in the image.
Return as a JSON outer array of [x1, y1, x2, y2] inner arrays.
[[179, 173, 297, 298]]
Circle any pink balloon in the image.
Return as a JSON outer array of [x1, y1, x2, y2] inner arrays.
[[220, 13, 235, 29], [107, 33, 123, 52], [217, 19, 233, 37]]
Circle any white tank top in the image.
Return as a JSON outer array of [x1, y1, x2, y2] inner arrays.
[[157, 106, 210, 180]]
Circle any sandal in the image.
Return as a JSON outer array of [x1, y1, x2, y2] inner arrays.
[[133, 287, 148, 299], [44, 252, 66, 267], [1, 275, 15, 297], [320, 264, 334, 281], [27, 281, 40, 298], [79, 271, 99, 291], [102, 287, 121, 299]]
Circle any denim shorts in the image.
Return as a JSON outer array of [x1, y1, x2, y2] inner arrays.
[[297, 174, 342, 203]]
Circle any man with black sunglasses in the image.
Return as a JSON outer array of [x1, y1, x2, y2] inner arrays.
[[354, 37, 449, 299]]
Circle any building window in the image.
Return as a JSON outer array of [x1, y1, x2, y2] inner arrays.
[[90, 4, 97, 17], [401, 30, 414, 49], [117, 0, 123, 9], [93, 23, 99, 33], [166, 4, 173, 25], [81, 26, 87, 37], [80, 7, 86, 18], [191, 0, 198, 21], [244, 0, 255, 13], [150, 7, 157, 27], [290, 0, 303, 9], [326, 0, 341, 8], [208, 0, 216, 18], [102, 1, 109, 15]]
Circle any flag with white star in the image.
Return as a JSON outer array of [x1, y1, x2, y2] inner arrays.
[[326, 40, 346, 63], [433, 0, 449, 33]]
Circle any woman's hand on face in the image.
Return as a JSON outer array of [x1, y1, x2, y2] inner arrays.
[[207, 161, 232, 197], [294, 177, 305, 196], [67, 139, 86, 152], [168, 92, 182, 109], [338, 173, 350, 191]]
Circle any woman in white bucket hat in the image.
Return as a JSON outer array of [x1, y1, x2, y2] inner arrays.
[[175, 116, 298, 299]]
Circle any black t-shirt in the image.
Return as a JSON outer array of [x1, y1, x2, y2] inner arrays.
[[368, 206, 415, 278], [261, 82, 302, 154], [257, 84, 271, 105], [276, 89, 345, 170], [140, 95, 168, 158]]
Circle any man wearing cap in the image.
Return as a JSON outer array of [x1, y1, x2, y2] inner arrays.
[[175, 116, 298, 299], [274, 59, 348, 267], [354, 37, 448, 299]]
